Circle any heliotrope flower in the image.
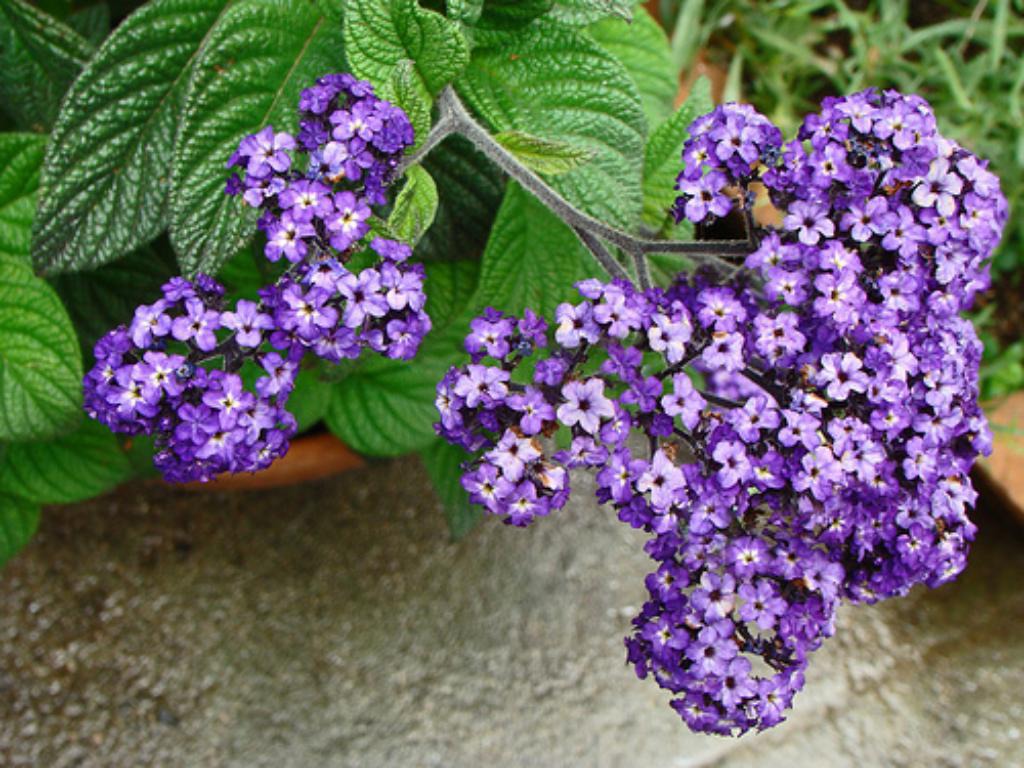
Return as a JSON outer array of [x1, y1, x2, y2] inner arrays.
[[84, 74, 424, 483], [437, 88, 1006, 736]]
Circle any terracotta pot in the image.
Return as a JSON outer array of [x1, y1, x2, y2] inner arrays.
[[977, 393, 1024, 526], [176, 432, 365, 492]]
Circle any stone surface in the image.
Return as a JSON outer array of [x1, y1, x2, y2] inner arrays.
[[1, 459, 1022, 767]]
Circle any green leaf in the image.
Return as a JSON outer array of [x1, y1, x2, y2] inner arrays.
[[0, 416, 132, 504], [0, 258, 82, 441], [552, 0, 631, 25], [287, 365, 331, 433], [343, 0, 469, 95], [217, 242, 271, 303], [446, 0, 483, 24], [0, 494, 39, 567], [493, 130, 594, 176], [475, 0, 552, 30], [588, 5, 675, 126], [420, 438, 481, 539], [641, 75, 711, 231], [456, 19, 645, 229], [0, 0, 93, 131], [385, 58, 432, 148], [417, 135, 505, 262], [326, 259, 478, 456], [49, 245, 178, 361], [32, 0, 232, 275], [473, 182, 589, 316], [0, 133, 46, 265], [171, 0, 345, 277], [67, 2, 110, 46], [387, 165, 438, 245]]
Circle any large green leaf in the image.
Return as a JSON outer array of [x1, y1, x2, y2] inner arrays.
[[475, 0, 552, 29], [0, 493, 39, 567], [170, 0, 344, 277], [383, 58, 432, 148], [417, 135, 505, 262], [473, 182, 589, 316], [67, 2, 111, 46], [287, 365, 331, 433], [456, 20, 645, 229], [446, 0, 483, 24], [49, 244, 178, 361], [343, 0, 469, 95], [642, 76, 711, 230], [0, 259, 82, 441], [31, 0, 232, 275], [326, 259, 478, 456], [0, 416, 132, 504], [0, 133, 46, 264], [552, 0, 631, 25], [0, 0, 93, 131], [420, 438, 481, 539], [588, 5, 675, 127]]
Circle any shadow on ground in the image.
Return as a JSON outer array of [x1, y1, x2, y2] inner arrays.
[[1, 459, 1022, 767]]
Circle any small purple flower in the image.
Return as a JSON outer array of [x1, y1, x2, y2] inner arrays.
[[557, 378, 616, 434], [784, 199, 835, 245], [171, 297, 221, 352], [222, 300, 274, 348], [507, 387, 555, 435]]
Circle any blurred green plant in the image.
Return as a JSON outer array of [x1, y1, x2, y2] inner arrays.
[[658, 0, 1024, 399]]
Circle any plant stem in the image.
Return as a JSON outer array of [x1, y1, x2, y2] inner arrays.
[[573, 226, 630, 282], [405, 86, 751, 283], [393, 114, 458, 177]]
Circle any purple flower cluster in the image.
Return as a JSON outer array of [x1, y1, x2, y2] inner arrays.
[[84, 73, 427, 483], [227, 72, 415, 261], [84, 275, 297, 482], [260, 237, 430, 363], [436, 89, 1006, 735]]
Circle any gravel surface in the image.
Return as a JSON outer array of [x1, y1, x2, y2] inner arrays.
[[1, 459, 1022, 767]]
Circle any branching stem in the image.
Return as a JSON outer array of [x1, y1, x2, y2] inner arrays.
[[401, 87, 751, 283]]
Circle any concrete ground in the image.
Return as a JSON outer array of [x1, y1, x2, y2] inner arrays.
[[1, 458, 1022, 767]]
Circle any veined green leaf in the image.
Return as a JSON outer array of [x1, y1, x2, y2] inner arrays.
[[288, 365, 331, 433], [387, 165, 438, 245], [326, 259, 478, 457], [0, 493, 39, 567], [446, 0, 483, 24], [588, 5, 675, 127], [385, 58, 432, 148], [0, 258, 82, 442], [493, 130, 594, 176], [32, 0, 232, 275], [170, 0, 345, 277], [67, 2, 110, 46], [0, 0, 93, 130], [456, 20, 645, 229], [552, 0, 631, 25], [0, 416, 132, 504], [49, 244, 178, 361], [343, 0, 469, 95], [642, 76, 711, 231], [418, 135, 505, 263], [420, 438, 481, 539], [0, 133, 46, 264], [475, 0, 552, 29], [473, 182, 589, 317]]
